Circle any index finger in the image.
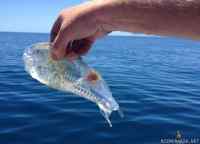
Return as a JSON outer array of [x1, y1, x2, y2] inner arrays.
[[50, 16, 62, 42]]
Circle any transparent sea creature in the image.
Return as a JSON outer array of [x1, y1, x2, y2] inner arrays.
[[23, 42, 123, 127]]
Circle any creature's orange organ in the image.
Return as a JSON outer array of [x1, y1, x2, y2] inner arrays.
[[86, 71, 99, 83]]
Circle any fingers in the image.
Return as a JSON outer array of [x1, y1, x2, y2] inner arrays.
[[68, 30, 110, 57], [51, 23, 72, 60], [50, 16, 62, 42], [50, 19, 104, 60], [72, 38, 95, 55], [63, 39, 93, 61], [51, 29, 107, 60]]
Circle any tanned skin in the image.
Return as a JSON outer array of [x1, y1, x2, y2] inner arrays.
[[50, 0, 200, 60]]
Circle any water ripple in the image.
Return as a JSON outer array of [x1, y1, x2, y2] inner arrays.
[[0, 32, 200, 144]]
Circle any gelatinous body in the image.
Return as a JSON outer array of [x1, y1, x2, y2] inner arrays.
[[23, 42, 123, 127]]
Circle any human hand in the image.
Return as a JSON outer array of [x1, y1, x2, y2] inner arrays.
[[50, 1, 110, 60]]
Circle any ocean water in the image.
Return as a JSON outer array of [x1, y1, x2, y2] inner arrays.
[[0, 32, 200, 144]]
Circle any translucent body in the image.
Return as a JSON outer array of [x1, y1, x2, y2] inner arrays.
[[23, 42, 123, 127]]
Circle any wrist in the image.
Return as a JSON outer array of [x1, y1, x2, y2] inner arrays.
[[88, 0, 123, 32]]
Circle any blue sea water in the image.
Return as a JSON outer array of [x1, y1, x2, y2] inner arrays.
[[0, 32, 200, 144]]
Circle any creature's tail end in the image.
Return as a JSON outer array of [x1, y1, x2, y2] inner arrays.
[[99, 108, 112, 127], [98, 103, 124, 127]]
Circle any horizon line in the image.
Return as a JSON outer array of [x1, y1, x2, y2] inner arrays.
[[0, 30, 160, 37]]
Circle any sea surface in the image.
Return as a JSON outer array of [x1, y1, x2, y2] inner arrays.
[[0, 32, 200, 144]]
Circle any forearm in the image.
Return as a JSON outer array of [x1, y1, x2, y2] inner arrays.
[[93, 0, 200, 39]]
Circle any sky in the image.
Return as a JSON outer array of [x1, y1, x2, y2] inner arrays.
[[0, 0, 138, 36], [0, 0, 88, 33]]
